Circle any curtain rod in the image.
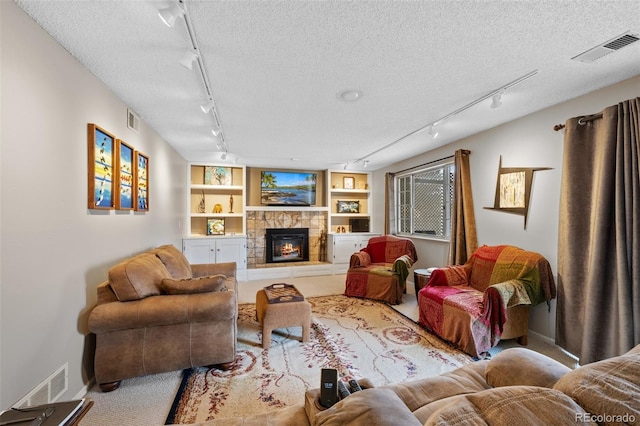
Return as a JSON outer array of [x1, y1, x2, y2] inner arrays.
[[390, 151, 468, 176], [553, 112, 603, 131]]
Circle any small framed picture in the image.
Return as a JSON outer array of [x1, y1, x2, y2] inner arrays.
[[115, 139, 134, 210], [87, 123, 115, 209], [204, 166, 232, 186], [134, 151, 149, 212], [207, 218, 225, 235], [337, 200, 360, 214], [343, 176, 355, 189]]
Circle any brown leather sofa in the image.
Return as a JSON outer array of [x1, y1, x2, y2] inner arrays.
[[184, 344, 640, 425], [88, 244, 238, 391]]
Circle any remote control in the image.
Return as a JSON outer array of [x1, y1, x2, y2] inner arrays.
[[319, 369, 338, 408], [338, 380, 351, 399], [349, 379, 363, 393]]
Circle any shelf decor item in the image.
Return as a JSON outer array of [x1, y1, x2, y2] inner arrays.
[[134, 151, 149, 211], [337, 200, 360, 214], [204, 166, 232, 186], [88, 123, 115, 210], [115, 139, 134, 210], [207, 218, 225, 235], [343, 176, 355, 189]]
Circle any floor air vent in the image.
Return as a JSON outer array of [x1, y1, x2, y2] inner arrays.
[[572, 31, 639, 63], [14, 363, 68, 408]]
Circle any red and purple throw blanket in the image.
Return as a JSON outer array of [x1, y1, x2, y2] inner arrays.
[[420, 245, 556, 357]]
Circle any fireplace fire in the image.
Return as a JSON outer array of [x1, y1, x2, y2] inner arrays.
[[265, 228, 309, 263]]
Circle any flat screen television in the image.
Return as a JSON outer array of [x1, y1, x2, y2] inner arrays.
[[261, 171, 317, 206]]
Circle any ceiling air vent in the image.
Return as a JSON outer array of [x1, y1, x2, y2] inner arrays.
[[572, 31, 639, 63], [127, 108, 140, 133]]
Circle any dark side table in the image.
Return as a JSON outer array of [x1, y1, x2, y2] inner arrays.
[[414, 268, 436, 301]]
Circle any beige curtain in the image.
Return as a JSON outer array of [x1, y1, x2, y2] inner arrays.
[[557, 97, 640, 364], [448, 149, 477, 265], [385, 172, 396, 235]]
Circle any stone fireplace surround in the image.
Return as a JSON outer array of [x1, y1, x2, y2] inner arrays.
[[246, 210, 327, 268]]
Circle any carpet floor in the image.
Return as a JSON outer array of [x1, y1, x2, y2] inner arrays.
[[80, 274, 577, 425], [165, 295, 472, 424]]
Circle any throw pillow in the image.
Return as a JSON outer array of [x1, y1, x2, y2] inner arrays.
[[152, 244, 192, 279], [109, 253, 171, 301], [486, 347, 570, 388], [160, 274, 227, 295]]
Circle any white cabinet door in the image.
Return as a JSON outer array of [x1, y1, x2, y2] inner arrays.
[[331, 235, 361, 263], [183, 239, 216, 264], [215, 238, 247, 269], [183, 237, 247, 269], [329, 233, 380, 265]]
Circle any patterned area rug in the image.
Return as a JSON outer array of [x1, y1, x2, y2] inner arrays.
[[166, 295, 473, 424]]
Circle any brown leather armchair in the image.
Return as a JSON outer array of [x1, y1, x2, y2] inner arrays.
[[88, 245, 237, 391]]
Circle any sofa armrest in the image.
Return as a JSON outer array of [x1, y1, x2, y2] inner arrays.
[[486, 348, 571, 388], [191, 261, 237, 279], [488, 279, 532, 308], [428, 265, 468, 287], [88, 289, 236, 334], [349, 252, 371, 268]]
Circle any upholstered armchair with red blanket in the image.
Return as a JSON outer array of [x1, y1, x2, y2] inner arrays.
[[418, 245, 556, 358], [344, 235, 418, 305]]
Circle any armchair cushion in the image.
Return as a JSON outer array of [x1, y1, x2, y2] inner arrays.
[[108, 253, 170, 301], [151, 244, 192, 279], [160, 274, 227, 295]]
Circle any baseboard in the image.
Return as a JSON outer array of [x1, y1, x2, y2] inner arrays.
[[528, 330, 579, 363], [74, 379, 94, 400], [528, 329, 555, 345]]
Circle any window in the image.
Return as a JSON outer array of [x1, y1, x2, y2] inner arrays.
[[396, 162, 455, 240]]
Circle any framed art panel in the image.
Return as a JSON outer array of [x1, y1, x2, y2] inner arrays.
[[87, 123, 115, 209], [343, 176, 355, 189], [134, 151, 149, 211], [204, 166, 232, 186], [207, 218, 225, 235], [337, 200, 360, 213], [484, 156, 551, 229], [115, 139, 134, 210]]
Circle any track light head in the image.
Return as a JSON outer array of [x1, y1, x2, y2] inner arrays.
[[490, 92, 503, 109], [212, 128, 221, 138], [428, 125, 439, 139], [158, 4, 185, 27], [363, 160, 369, 168], [201, 100, 216, 114], [179, 50, 198, 70], [221, 152, 227, 160]]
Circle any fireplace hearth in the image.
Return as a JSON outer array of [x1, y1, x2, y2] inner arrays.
[[266, 228, 309, 263]]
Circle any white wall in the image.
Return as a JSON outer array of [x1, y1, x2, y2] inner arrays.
[[1, 2, 187, 407], [371, 74, 640, 340]]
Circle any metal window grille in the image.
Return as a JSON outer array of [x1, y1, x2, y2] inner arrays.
[[396, 162, 454, 239]]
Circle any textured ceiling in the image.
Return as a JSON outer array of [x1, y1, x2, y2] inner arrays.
[[16, 0, 640, 171]]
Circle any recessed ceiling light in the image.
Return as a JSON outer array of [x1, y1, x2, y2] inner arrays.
[[338, 90, 362, 102]]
